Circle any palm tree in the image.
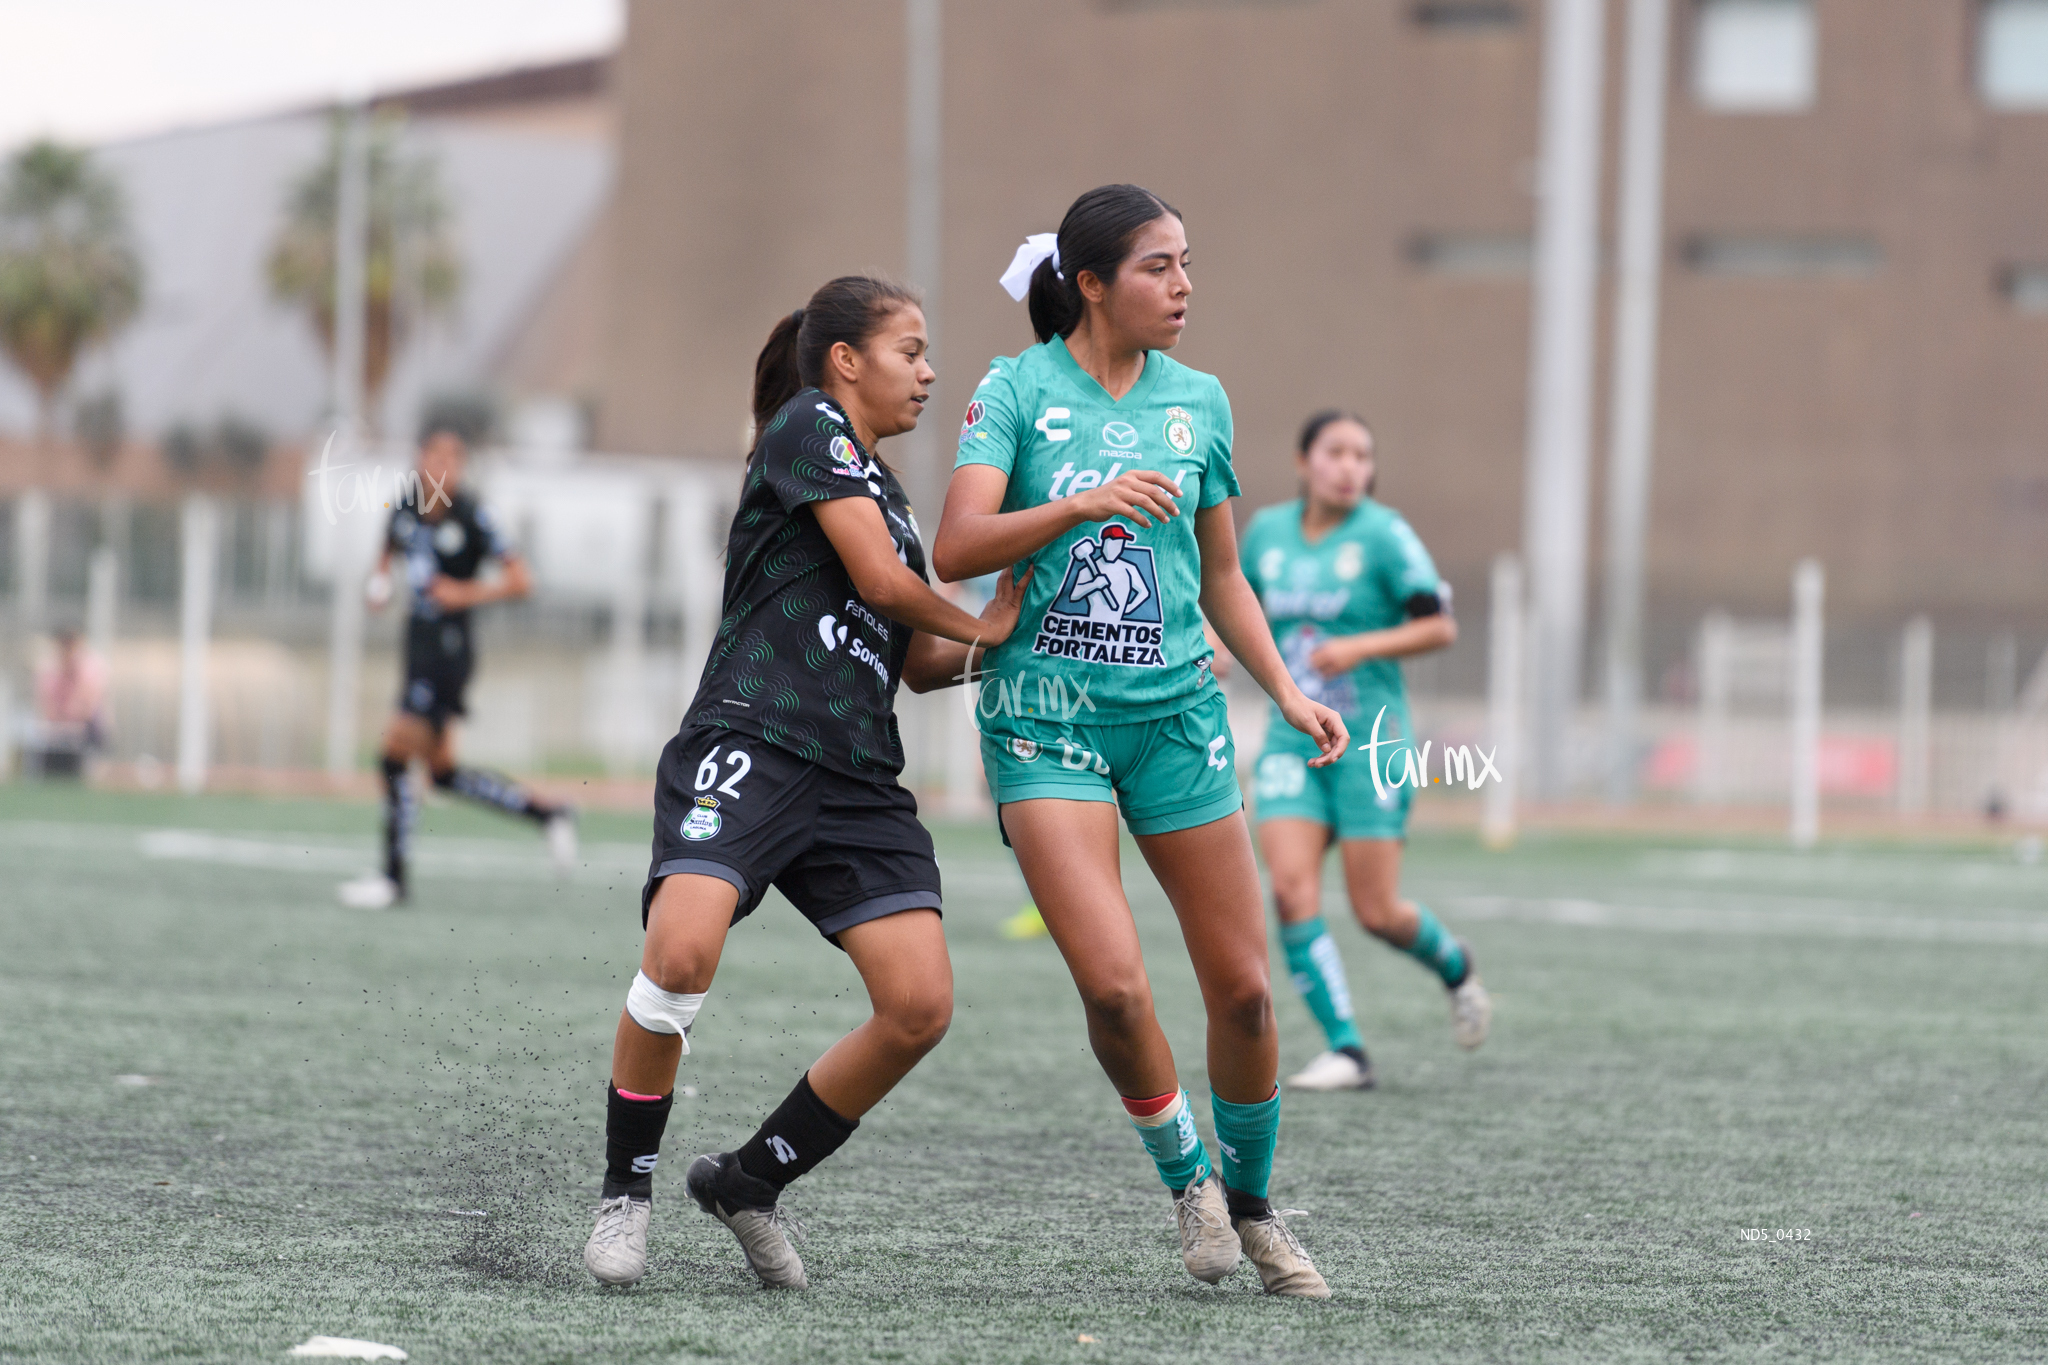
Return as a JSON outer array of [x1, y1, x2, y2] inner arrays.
[[0, 141, 142, 440], [268, 111, 460, 429]]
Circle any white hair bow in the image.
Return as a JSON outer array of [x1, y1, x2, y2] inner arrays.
[[999, 233, 1062, 301]]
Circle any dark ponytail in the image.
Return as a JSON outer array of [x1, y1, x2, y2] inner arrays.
[[751, 276, 921, 444], [1025, 183, 1183, 344]]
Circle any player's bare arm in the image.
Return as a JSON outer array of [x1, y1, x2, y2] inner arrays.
[[812, 497, 1022, 647], [932, 462, 1181, 583], [900, 566, 1032, 693], [1194, 502, 1346, 766], [426, 550, 532, 612], [1307, 612, 1457, 676]]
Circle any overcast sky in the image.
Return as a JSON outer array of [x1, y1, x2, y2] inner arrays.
[[0, 0, 623, 152]]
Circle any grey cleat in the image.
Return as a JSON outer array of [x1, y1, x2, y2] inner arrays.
[[584, 1194, 651, 1285], [1450, 971, 1492, 1050], [1234, 1209, 1330, 1298], [686, 1152, 807, 1289], [1171, 1171, 1242, 1284]]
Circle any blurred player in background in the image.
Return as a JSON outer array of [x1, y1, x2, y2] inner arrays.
[[936, 185, 1343, 1298], [337, 418, 575, 910], [582, 277, 1028, 1290], [1239, 411, 1490, 1092]]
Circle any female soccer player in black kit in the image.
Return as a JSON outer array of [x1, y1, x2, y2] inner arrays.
[[338, 420, 575, 910], [583, 276, 1029, 1289]]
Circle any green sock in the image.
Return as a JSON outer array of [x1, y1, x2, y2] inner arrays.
[[1279, 917, 1365, 1054], [1404, 904, 1469, 987], [1210, 1088, 1280, 1202], [1128, 1090, 1211, 1192]]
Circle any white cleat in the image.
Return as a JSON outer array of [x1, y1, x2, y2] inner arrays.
[[1285, 1050, 1377, 1092], [584, 1194, 651, 1285], [1450, 972, 1491, 1050], [1171, 1171, 1242, 1284], [546, 811, 579, 871], [337, 873, 401, 910], [1234, 1209, 1331, 1298]]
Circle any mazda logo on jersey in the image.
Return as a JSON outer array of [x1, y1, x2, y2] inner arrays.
[[1101, 420, 1139, 448]]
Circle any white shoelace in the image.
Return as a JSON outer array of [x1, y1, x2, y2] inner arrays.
[[590, 1195, 641, 1248]]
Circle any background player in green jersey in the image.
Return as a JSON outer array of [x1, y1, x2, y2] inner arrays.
[[936, 185, 1346, 1298], [1239, 411, 1492, 1093]]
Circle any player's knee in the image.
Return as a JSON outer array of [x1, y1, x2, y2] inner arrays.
[[1214, 972, 1274, 1040], [639, 947, 715, 996], [1079, 976, 1155, 1037], [876, 984, 952, 1055]]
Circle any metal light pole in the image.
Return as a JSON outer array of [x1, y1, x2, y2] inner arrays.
[[1600, 0, 1671, 805], [1521, 0, 1609, 800], [325, 100, 370, 780]]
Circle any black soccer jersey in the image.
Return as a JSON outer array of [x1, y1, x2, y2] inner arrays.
[[386, 489, 509, 625], [684, 388, 927, 782]]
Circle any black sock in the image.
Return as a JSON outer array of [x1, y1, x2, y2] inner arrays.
[[1338, 1044, 1369, 1067], [380, 755, 411, 891], [435, 765, 554, 824], [735, 1072, 857, 1190], [1225, 1185, 1272, 1221], [601, 1083, 673, 1200]]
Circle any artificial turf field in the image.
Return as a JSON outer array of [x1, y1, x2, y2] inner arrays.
[[1, 785, 2043, 1364]]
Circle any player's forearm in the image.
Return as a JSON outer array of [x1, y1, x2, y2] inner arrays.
[[931, 501, 1086, 583], [863, 567, 1005, 647], [1339, 615, 1456, 664], [1202, 569, 1299, 706], [901, 637, 978, 693]]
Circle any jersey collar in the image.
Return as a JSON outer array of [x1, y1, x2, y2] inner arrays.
[[1049, 335, 1162, 409]]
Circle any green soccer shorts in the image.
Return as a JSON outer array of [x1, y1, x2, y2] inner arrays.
[[1251, 722, 1413, 841], [978, 687, 1243, 836]]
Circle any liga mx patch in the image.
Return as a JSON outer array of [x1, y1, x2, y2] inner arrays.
[[960, 399, 984, 437], [681, 796, 721, 841]]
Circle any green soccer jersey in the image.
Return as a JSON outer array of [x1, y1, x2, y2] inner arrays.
[[955, 336, 1241, 726], [1238, 497, 1444, 743]]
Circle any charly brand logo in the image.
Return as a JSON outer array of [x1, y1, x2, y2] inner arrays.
[[1162, 406, 1196, 457], [681, 795, 721, 841], [1360, 706, 1502, 798], [307, 430, 450, 525], [1035, 406, 1072, 442], [1101, 420, 1139, 448]]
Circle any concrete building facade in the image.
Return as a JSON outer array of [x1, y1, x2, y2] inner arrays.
[[595, 0, 2048, 699]]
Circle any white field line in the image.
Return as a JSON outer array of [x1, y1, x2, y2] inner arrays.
[[1638, 848, 2048, 895], [1447, 894, 2048, 947]]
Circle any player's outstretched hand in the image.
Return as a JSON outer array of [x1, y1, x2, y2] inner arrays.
[[976, 565, 1034, 646], [364, 570, 393, 611], [1073, 470, 1181, 529], [1281, 693, 1349, 768]]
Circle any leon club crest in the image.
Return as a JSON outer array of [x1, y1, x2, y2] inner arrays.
[[1031, 525, 1166, 667]]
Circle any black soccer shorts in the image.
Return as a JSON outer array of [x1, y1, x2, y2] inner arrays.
[[399, 617, 473, 731], [643, 725, 943, 944]]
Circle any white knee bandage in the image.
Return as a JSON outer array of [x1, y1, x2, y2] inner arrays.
[[626, 971, 706, 1053]]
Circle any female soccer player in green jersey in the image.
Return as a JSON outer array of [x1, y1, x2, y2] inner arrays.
[[934, 185, 1345, 1298], [1239, 412, 1492, 1094]]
